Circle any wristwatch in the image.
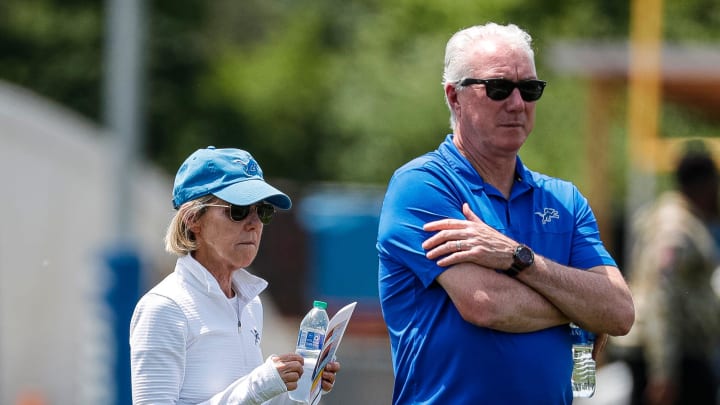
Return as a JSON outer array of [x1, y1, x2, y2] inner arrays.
[[504, 244, 534, 277]]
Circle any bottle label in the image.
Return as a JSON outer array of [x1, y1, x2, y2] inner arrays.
[[298, 330, 324, 350], [569, 323, 595, 344], [570, 324, 596, 398]]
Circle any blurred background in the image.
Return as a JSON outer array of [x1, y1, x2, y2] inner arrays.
[[1, 0, 719, 404]]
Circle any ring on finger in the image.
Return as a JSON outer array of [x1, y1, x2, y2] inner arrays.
[[455, 240, 462, 251]]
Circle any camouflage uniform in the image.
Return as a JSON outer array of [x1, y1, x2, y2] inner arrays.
[[614, 191, 720, 403]]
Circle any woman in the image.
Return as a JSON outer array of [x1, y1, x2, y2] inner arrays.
[[130, 146, 340, 404]]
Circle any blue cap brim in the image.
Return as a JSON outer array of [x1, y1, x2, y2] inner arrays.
[[212, 179, 292, 210]]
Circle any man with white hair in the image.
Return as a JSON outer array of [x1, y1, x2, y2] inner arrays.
[[377, 23, 634, 404]]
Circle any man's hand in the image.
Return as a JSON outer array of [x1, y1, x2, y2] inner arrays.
[[592, 333, 608, 361], [423, 203, 516, 270]]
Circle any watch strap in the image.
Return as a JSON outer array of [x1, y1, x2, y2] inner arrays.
[[504, 265, 523, 278]]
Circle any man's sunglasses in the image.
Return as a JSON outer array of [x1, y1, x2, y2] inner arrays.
[[203, 202, 276, 224], [458, 78, 547, 102]]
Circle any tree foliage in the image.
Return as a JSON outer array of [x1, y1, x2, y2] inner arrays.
[[1, 0, 719, 188]]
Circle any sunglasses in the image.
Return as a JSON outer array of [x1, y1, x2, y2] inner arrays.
[[203, 202, 276, 224], [458, 78, 547, 102]]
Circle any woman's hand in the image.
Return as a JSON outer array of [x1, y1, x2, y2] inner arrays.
[[321, 360, 341, 392], [271, 353, 304, 391]]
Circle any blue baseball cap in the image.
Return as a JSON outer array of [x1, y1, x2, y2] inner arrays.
[[172, 146, 292, 210]]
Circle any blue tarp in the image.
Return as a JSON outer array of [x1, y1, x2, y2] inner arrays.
[[297, 186, 384, 305]]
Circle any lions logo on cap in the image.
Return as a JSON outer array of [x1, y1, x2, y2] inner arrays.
[[233, 158, 261, 177], [246, 159, 260, 176]]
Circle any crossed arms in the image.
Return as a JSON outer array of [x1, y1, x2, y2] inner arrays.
[[425, 203, 634, 338]]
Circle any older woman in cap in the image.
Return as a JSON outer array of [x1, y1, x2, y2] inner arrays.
[[130, 147, 340, 404]]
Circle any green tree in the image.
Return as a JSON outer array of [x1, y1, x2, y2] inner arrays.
[[1, 0, 719, 187]]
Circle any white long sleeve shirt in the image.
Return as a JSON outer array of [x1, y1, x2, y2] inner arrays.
[[130, 254, 297, 405]]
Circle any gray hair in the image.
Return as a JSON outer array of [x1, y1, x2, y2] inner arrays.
[[442, 23, 535, 129], [164, 194, 216, 256]]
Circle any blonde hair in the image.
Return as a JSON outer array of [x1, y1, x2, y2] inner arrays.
[[164, 195, 216, 256]]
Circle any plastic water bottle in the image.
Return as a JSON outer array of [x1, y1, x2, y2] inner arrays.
[[570, 323, 596, 398], [288, 301, 329, 403]]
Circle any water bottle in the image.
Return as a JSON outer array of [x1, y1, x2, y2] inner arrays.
[[288, 301, 329, 403], [570, 323, 596, 398]]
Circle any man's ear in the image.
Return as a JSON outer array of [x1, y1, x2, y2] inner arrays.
[[445, 83, 460, 109]]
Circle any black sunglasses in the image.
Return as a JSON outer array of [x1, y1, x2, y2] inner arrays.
[[458, 78, 547, 102], [204, 202, 276, 224]]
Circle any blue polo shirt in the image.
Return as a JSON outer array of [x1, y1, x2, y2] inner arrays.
[[377, 135, 616, 404]]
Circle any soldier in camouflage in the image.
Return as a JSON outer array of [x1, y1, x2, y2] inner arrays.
[[615, 148, 720, 405]]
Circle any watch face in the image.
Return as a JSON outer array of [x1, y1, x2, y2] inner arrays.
[[515, 245, 534, 267]]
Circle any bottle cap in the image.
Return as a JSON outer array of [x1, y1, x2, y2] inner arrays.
[[313, 300, 328, 309]]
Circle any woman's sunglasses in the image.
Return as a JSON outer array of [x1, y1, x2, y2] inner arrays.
[[458, 78, 547, 102], [203, 202, 276, 224]]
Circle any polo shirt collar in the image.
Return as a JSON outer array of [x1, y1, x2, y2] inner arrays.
[[438, 134, 537, 195], [178, 254, 268, 303]]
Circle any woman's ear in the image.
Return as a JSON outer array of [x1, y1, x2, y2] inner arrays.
[[186, 210, 203, 240]]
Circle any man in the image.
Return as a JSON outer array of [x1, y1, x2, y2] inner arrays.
[[614, 147, 720, 405], [377, 23, 634, 404]]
